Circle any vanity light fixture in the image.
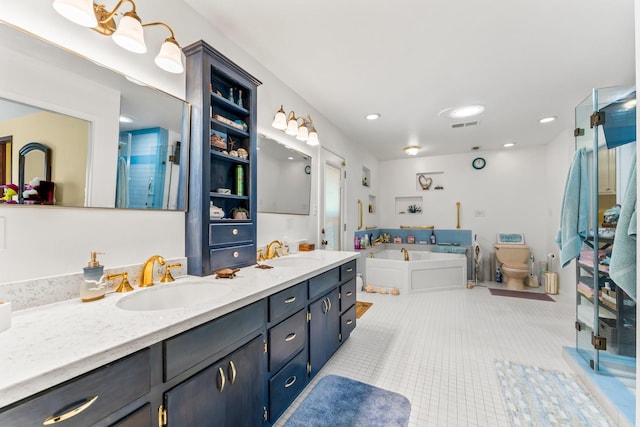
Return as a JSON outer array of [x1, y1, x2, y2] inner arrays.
[[272, 105, 320, 146], [538, 116, 556, 124], [404, 146, 420, 156], [52, 0, 184, 74]]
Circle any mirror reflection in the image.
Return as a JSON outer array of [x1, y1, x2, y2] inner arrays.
[[0, 22, 189, 210], [257, 135, 311, 215]]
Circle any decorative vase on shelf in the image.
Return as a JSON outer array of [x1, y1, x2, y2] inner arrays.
[[228, 88, 234, 103], [237, 89, 243, 108]]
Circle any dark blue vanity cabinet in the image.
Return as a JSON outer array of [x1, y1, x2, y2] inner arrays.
[[184, 40, 262, 276]]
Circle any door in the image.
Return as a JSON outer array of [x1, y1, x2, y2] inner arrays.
[[320, 148, 345, 250]]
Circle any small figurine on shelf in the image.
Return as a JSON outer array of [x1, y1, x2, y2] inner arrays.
[[237, 89, 243, 108]]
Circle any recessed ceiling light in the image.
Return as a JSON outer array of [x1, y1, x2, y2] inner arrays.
[[365, 113, 381, 120], [539, 116, 556, 124], [503, 142, 515, 147], [440, 105, 485, 119], [404, 146, 420, 156], [119, 115, 134, 123], [623, 99, 637, 109], [287, 156, 294, 160]]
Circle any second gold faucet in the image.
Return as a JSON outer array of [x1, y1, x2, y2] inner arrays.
[[139, 255, 166, 287]]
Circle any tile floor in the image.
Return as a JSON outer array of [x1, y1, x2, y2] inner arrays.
[[274, 283, 620, 427]]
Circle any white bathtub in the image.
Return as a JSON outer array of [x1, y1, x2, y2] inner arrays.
[[365, 249, 467, 293]]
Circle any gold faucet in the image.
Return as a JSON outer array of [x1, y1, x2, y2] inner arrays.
[[265, 240, 283, 260], [138, 255, 166, 287], [401, 248, 409, 261]]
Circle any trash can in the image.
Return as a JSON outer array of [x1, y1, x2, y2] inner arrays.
[[545, 272, 559, 294]]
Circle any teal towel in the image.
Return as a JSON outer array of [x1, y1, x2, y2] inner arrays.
[[609, 155, 636, 301], [556, 148, 589, 267]]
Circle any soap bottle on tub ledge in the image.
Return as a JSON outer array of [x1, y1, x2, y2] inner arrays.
[[80, 252, 107, 302], [430, 230, 437, 245]]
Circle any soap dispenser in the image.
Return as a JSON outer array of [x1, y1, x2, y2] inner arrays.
[[80, 252, 107, 302]]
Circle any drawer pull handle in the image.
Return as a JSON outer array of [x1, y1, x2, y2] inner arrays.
[[232, 228, 238, 235], [285, 376, 297, 388], [43, 396, 99, 425], [346, 268, 353, 272], [284, 296, 296, 304], [346, 319, 353, 325], [217, 367, 226, 393], [346, 291, 353, 297], [285, 332, 297, 342], [233, 251, 239, 258], [228, 360, 237, 384]]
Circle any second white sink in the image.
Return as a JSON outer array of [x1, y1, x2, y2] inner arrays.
[[116, 282, 233, 311]]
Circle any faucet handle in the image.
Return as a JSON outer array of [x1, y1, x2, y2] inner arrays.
[[106, 272, 133, 293], [160, 263, 182, 283], [257, 249, 265, 262]]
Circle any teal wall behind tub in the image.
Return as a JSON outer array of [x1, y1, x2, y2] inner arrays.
[[354, 228, 472, 246]]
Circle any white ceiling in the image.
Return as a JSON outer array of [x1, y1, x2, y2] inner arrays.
[[186, 0, 635, 160]]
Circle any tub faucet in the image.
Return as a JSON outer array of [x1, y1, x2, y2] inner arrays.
[[139, 255, 166, 287], [401, 248, 409, 261]]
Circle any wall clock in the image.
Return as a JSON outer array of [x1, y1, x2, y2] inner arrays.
[[472, 157, 486, 170]]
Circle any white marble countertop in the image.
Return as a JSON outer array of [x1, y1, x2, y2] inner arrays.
[[0, 250, 359, 408]]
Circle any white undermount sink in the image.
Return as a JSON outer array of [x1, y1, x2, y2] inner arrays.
[[263, 256, 316, 267], [116, 281, 233, 311]]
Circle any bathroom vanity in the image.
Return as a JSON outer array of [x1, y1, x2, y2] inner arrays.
[[0, 251, 358, 426]]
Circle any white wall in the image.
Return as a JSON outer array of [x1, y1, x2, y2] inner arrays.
[[0, 0, 378, 282], [379, 146, 554, 269]]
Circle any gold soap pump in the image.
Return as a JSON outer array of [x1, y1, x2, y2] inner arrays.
[[80, 252, 107, 302]]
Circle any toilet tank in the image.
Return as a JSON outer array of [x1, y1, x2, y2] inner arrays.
[[494, 244, 530, 264]]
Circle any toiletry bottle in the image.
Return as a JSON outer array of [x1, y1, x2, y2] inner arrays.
[[81, 252, 107, 302], [354, 236, 360, 250], [496, 265, 503, 283], [430, 230, 437, 245]]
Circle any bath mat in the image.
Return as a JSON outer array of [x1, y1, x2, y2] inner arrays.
[[356, 301, 373, 319], [284, 375, 410, 427], [489, 288, 555, 301], [495, 360, 612, 426]]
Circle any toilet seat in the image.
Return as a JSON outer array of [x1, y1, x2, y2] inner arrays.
[[502, 262, 528, 271]]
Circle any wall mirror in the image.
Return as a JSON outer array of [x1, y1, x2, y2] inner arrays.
[[257, 135, 311, 215], [0, 22, 189, 210]]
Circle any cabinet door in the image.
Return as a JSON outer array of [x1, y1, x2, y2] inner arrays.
[[110, 404, 151, 427], [224, 335, 266, 427], [309, 288, 340, 377], [164, 335, 265, 427], [164, 363, 226, 426]]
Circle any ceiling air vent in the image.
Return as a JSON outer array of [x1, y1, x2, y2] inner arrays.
[[451, 120, 480, 129]]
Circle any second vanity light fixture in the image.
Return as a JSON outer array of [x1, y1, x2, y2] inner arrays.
[[272, 105, 320, 146], [52, 0, 184, 74]]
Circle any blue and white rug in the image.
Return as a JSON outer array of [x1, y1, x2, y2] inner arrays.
[[284, 374, 411, 427], [495, 360, 612, 426]]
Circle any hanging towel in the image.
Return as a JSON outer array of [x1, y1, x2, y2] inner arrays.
[[556, 148, 589, 267], [115, 157, 129, 208], [609, 154, 637, 302]]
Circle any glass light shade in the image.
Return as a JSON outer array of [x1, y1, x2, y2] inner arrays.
[[53, 0, 98, 27], [272, 107, 287, 130], [404, 146, 419, 156], [112, 13, 146, 53], [285, 113, 298, 136], [307, 129, 319, 146], [296, 124, 309, 141], [155, 39, 184, 73]]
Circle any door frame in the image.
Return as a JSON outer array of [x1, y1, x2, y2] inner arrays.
[[319, 147, 346, 251]]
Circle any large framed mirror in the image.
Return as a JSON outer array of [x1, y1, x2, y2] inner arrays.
[[0, 21, 189, 210], [257, 135, 311, 215]]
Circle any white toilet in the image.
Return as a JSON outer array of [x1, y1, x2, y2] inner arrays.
[[494, 235, 530, 291]]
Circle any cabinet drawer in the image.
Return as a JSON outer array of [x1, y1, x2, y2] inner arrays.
[[340, 278, 356, 312], [341, 305, 357, 342], [340, 260, 356, 282], [209, 223, 252, 246], [209, 243, 255, 270], [0, 349, 150, 427], [164, 300, 266, 381], [269, 281, 307, 323], [269, 350, 307, 423], [269, 309, 307, 373], [308, 267, 339, 300]]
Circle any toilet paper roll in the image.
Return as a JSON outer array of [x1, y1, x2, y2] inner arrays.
[[547, 253, 557, 273]]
